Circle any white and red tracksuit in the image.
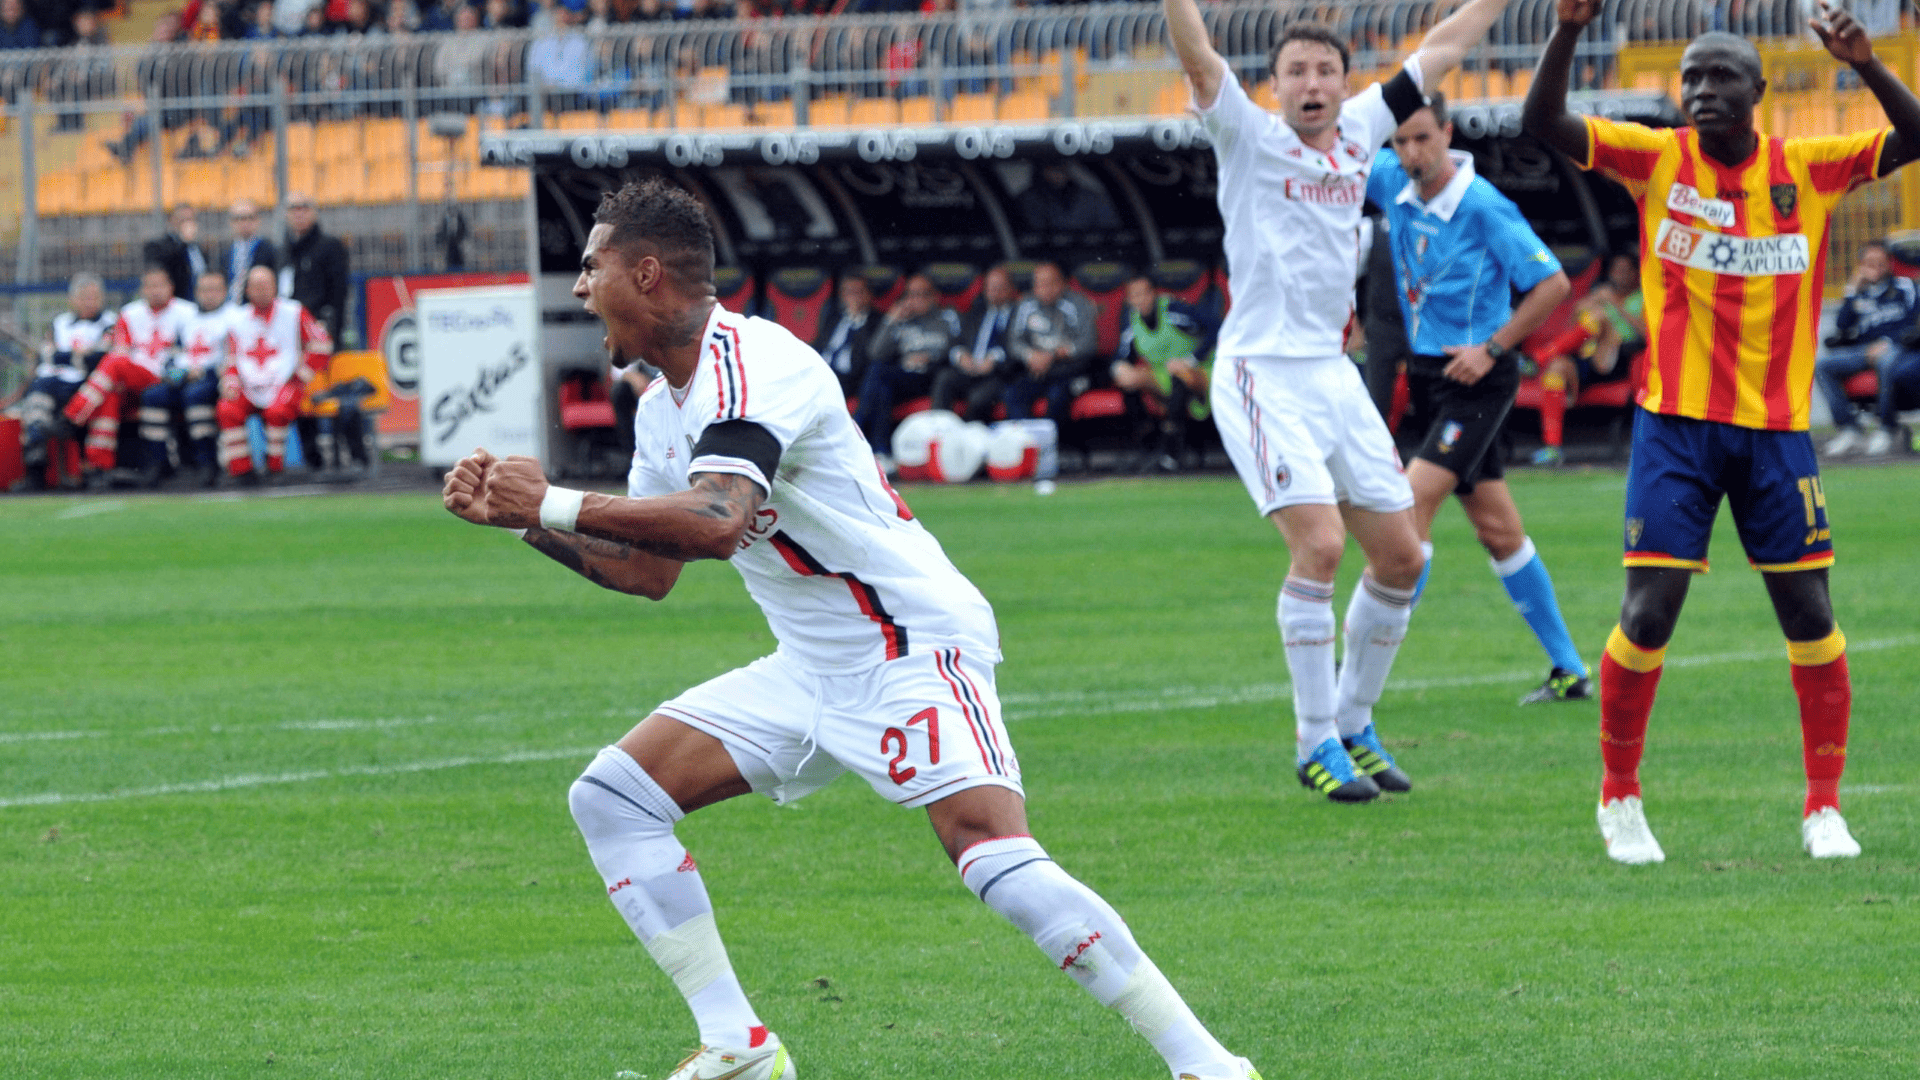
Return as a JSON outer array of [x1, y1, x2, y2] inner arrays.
[[63, 297, 197, 470], [216, 298, 332, 475]]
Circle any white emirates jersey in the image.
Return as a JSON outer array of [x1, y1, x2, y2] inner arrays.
[[1199, 56, 1421, 360], [629, 304, 1000, 674], [41, 310, 117, 379], [228, 299, 330, 408], [110, 298, 198, 377], [180, 305, 238, 378]]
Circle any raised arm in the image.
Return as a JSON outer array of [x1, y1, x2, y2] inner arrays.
[[1522, 0, 1599, 162], [443, 449, 765, 592], [1811, 0, 1920, 173], [1163, 0, 1225, 109], [1408, 0, 1513, 89]]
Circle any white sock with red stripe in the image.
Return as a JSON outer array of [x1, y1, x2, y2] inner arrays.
[[1335, 574, 1417, 738], [568, 747, 768, 1052], [1280, 577, 1339, 759], [959, 836, 1238, 1077]]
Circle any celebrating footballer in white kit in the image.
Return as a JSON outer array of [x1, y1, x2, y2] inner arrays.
[[1164, 0, 1513, 803], [442, 178, 1261, 1080]]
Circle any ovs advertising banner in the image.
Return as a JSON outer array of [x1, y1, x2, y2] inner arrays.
[[417, 284, 542, 467]]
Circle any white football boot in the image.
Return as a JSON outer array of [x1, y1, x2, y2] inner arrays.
[[1597, 796, 1666, 864], [1824, 427, 1864, 456], [665, 1035, 795, 1080], [1178, 1056, 1264, 1080], [1802, 807, 1862, 859]]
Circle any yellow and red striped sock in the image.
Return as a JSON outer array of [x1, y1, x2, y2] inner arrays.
[[1599, 626, 1664, 803], [1789, 629, 1850, 816]]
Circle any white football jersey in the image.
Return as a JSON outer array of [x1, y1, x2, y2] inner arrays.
[[180, 305, 238, 377], [41, 309, 117, 380], [1199, 56, 1419, 360], [110, 298, 199, 377], [228, 299, 331, 408], [629, 304, 1000, 674]]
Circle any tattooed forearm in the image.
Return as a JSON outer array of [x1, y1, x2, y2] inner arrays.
[[524, 526, 672, 596], [570, 471, 766, 562]]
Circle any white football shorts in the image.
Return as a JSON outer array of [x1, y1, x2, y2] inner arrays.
[[654, 647, 1023, 808], [1211, 353, 1415, 516]]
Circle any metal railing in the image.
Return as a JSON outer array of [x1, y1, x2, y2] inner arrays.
[[2, 0, 1900, 329]]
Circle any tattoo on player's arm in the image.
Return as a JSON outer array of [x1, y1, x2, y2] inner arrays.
[[525, 527, 645, 594], [569, 473, 766, 562]]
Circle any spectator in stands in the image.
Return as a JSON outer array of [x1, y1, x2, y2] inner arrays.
[[223, 199, 281, 305], [1110, 273, 1216, 468], [1004, 261, 1097, 424], [1818, 239, 1920, 457], [49, 8, 113, 132], [435, 3, 488, 96], [853, 273, 962, 468], [1532, 252, 1644, 466], [0, 0, 40, 110], [247, 0, 282, 38], [482, 0, 523, 28], [145, 206, 212, 307], [282, 192, 352, 469], [19, 272, 117, 490], [813, 271, 879, 397], [419, 0, 462, 31], [932, 263, 1019, 420], [189, 1, 226, 41], [0, 0, 39, 49], [529, 0, 593, 110]]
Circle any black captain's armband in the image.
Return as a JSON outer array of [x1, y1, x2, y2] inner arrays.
[[1383, 68, 1427, 126], [691, 419, 784, 487]]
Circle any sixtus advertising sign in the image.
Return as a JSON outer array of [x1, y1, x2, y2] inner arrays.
[[416, 284, 543, 468], [362, 271, 529, 441]]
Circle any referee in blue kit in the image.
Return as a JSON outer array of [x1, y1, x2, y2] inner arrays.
[[1367, 93, 1593, 705]]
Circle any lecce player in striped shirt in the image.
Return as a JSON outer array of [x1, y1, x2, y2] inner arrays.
[[1524, 0, 1920, 864]]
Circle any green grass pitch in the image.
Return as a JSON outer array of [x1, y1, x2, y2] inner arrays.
[[4, 464, 1918, 1079]]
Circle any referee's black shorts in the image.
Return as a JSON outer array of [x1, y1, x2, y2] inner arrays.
[[1407, 357, 1519, 495]]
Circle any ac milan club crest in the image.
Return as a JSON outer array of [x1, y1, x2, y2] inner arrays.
[[1274, 464, 1290, 489], [1770, 184, 1798, 219]]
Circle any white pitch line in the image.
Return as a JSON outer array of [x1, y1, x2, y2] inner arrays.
[[0, 746, 599, 809], [52, 499, 126, 520], [1001, 634, 1919, 718], [3, 635, 1913, 809]]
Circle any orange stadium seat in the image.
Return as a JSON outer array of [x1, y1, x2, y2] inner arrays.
[[849, 97, 899, 127], [700, 103, 750, 129], [315, 121, 360, 162], [37, 169, 81, 215], [808, 96, 852, 127], [751, 101, 797, 128], [1153, 80, 1188, 116], [606, 109, 656, 130], [1000, 91, 1049, 121], [363, 118, 407, 157], [950, 92, 997, 124], [556, 111, 602, 130], [900, 97, 935, 125]]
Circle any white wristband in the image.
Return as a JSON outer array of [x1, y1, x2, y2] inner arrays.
[[539, 486, 585, 532]]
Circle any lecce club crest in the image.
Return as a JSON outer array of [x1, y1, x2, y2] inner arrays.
[[1770, 183, 1798, 219], [1626, 518, 1645, 547]]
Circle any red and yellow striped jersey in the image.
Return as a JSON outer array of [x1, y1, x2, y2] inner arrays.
[[1581, 117, 1887, 430]]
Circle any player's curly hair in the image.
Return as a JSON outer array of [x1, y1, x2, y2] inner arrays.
[[1269, 23, 1349, 76], [594, 177, 715, 286]]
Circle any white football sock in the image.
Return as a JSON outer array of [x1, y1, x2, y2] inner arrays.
[[959, 836, 1236, 1077], [1280, 577, 1339, 758], [1335, 574, 1416, 737], [569, 746, 767, 1050]]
